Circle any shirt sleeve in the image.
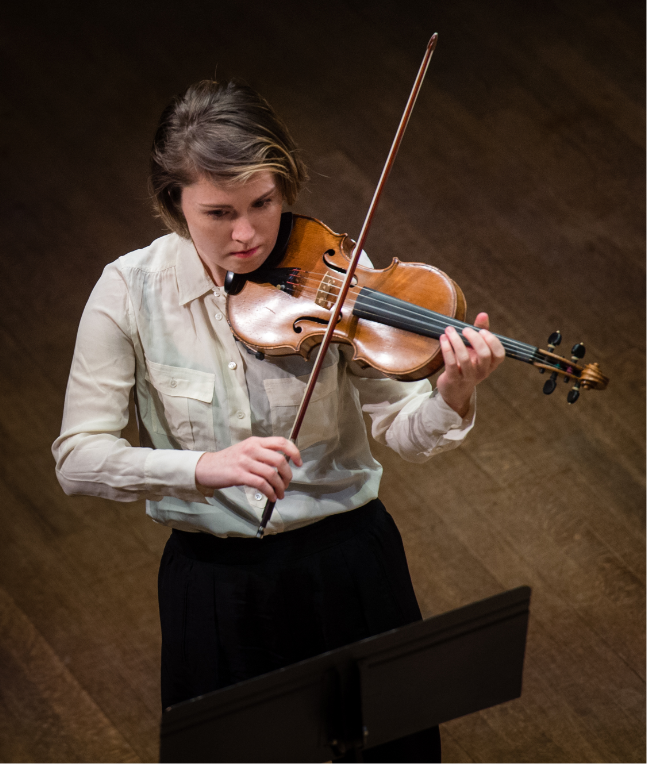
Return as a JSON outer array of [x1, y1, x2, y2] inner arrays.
[[51, 263, 208, 504], [349, 373, 476, 464]]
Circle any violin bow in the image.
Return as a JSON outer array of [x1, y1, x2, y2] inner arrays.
[[256, 34, 439, 538]]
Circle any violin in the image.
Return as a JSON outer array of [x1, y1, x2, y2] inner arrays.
[[225, 213, 609, 401], [227, 34, 608, 538]]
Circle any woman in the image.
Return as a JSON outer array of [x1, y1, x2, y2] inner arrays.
[[53, 79, 504, 762]]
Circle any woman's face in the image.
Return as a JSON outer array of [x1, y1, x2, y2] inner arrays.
[[180, 171, 283, 286]]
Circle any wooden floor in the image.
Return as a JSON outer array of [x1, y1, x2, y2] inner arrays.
[[1, 0, 644, 761]]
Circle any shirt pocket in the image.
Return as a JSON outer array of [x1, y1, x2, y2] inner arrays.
[[146, 360, 216, 451], [263, 363, 339, 450]]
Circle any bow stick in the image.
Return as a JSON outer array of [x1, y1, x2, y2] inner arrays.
[[256, 33, 439, 538]]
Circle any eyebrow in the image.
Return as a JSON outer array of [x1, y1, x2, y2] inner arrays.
[[198, 187, 277, 210]]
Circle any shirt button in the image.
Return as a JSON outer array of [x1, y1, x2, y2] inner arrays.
[[214, 312, 223, 321], [212, 287, 220, 295], [236, 410, 245, 419], [169, 379, 177, 388], [254, 492, 263, 501], [228, 361, 237, 370]]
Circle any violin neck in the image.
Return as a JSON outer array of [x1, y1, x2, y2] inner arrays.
[[353, 287, 541, 365]]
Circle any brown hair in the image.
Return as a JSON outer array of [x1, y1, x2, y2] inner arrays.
[[149, 80, 307, 237]]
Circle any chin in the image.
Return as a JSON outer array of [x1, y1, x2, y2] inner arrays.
[[231, 253, 268, 274]]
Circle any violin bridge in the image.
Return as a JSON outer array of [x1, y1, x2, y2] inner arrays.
[[314, 272, 337, 310]]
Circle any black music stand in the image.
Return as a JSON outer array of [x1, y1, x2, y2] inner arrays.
[[160, 586, 531, 763]]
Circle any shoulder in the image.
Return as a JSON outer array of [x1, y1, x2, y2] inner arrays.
[[111, 232, 186, 274], [88, 233, 189, 310]]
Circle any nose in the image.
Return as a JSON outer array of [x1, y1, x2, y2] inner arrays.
[[231, 215, 255, 246]]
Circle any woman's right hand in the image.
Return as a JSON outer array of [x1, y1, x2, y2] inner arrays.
[[195, 437, 302, 502]]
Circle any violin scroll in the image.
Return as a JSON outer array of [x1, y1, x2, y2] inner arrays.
[[536, 331, 608, 403]]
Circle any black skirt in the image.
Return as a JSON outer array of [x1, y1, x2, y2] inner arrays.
[[158, 499, 441, 762]]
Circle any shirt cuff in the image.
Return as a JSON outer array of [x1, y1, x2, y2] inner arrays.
[[432, 388, 476, 430], [413, 388, 476, 457], [144, 448, 209, 504]]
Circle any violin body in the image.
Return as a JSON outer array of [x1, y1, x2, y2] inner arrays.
[[226, 215, 467, 381]]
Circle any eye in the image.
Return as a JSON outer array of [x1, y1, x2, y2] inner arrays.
[[207, 209, 228, 218], [253, 197, 273, 208]]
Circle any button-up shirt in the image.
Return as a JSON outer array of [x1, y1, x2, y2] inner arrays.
[[52, 231, 475, 537]]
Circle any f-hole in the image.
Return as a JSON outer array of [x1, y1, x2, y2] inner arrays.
[[323, 250, 358, 286], [293, 316, 329, 334], [293, 314, 342, 334]]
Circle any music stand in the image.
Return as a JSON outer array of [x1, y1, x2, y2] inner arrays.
[[160, 585, 531, 762]]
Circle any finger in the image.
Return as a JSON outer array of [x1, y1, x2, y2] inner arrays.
[[243, 453, 289, 499], [232, 454, 280, 501], [249, 474, 279, 503], [263, 463, 288, 501], [248, 460, 289, 501], [480, 330, 506, 365], [250, 445, 296, 490], [445, 326, 471, 368], [274, 457, 293, 490], [462, 327, 494, 371], [460, 328, 505, 384], [439, 333, 458, 373], [262, 437, 303, 467], [473, 312, 490, 330]]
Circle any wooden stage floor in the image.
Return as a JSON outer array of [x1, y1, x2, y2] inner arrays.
[[1, 1, 644, 761]]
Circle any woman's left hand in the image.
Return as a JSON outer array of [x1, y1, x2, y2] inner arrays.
[[435, 312, 505, 418]]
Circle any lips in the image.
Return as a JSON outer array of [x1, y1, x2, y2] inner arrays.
[[230, 246, 259, 257]]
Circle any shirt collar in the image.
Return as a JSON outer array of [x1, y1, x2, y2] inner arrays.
[[175, 235, 216, 305]]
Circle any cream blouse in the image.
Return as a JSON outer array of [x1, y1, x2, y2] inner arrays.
[[52, 231, 475, 537]]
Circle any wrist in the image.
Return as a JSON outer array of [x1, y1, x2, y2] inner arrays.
[[440, 388, 473, 418], [195, 452, 213, 491]]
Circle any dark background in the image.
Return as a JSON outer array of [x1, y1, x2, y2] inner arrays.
[[1, 1, 644, 761]]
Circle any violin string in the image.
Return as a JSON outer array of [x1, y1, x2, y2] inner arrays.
[[287, 274, 540, 361], [286, 281, 574, 370], [356, 291, 538, 356], [288, 277, 538, 360], [360, 306, 537, 361], [288, 273, 540, 359]]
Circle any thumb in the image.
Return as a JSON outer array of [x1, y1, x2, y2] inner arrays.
[[473, 312, 490, 331]]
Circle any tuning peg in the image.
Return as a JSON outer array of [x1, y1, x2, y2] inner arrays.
[[567, 381, 581, 404], [547, 331, 562, 351], [571, 343, 586, 361], [543, 371, 558, 395]]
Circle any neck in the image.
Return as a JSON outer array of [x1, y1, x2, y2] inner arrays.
[[191, 239, 227, 286], [353, 287, 539, 363]]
